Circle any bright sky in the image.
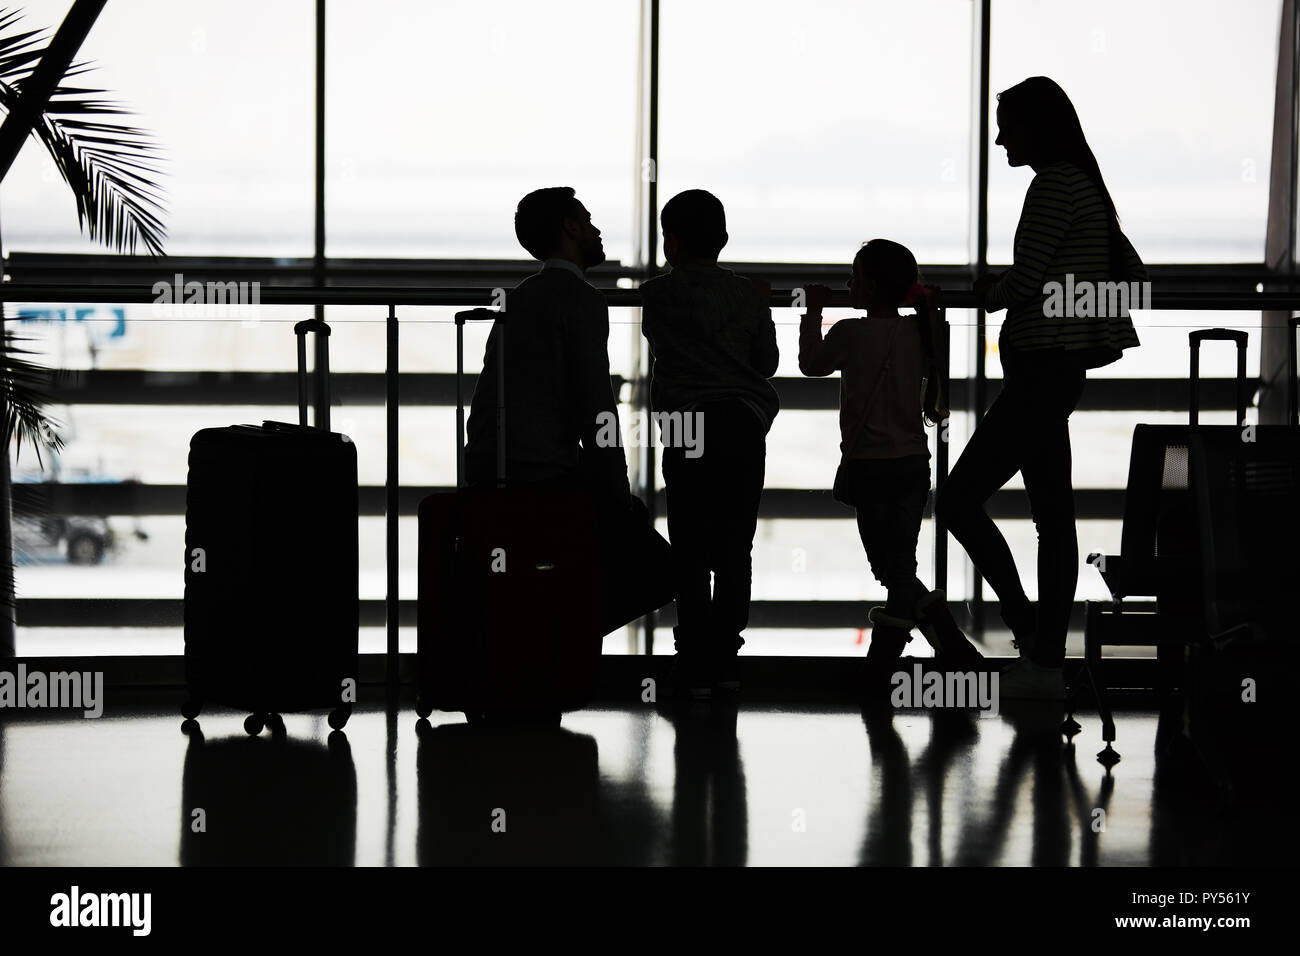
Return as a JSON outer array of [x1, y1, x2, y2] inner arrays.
[[0, 0, 1283, 264]]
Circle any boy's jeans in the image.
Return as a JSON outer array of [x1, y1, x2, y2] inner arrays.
[[662, 399, 767, 660], [839, 455, 933, 620]]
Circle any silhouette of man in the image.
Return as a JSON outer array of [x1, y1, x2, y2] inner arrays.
[[465, 186, 632, 513]]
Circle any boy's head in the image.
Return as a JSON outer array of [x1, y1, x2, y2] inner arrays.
[[661, 189, 728, 266], [515, 186, 605, 269], [850, 239, 919, 310]]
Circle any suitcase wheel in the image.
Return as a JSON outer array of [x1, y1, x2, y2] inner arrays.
[[415, 695, 433, 719], [328, 705, 350, 731], [244, 714, 264, 736], [181, 698, 201, 720]]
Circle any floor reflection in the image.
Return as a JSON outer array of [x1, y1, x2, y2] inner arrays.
[[178, 724, 357, 866], [415, 720, 605, 866], [0, 697, 1293, 866], [663, 701, 748, 866]]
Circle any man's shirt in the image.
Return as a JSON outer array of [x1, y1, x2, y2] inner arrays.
[[464, 262, 631, 504]]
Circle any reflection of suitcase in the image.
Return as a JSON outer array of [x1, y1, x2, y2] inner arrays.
[[416, 722, 601, 865], [416, 309, 604, 722], [179, 728, 357, 866], [182, 319, 357, 735]]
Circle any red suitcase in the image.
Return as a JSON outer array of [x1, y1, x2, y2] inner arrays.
[[415, 308, 605, 723]]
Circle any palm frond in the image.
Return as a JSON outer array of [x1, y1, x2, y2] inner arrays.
[[0, 7, 167, 254], [0, 328, 65, 469], [0, 9, 45, 80]]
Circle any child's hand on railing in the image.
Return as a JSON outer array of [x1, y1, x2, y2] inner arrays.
[[903, 282, 942, 311]]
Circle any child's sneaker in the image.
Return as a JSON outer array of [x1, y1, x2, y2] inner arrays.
[[912, 589, 984, 668], [670, 652, 713, 700], [863, 607, 912, 699], [715, 654, 741, 695]]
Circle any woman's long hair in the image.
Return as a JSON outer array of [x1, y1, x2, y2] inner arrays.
[[854, 239, 948, 426], [997, 76, 1133, 280]]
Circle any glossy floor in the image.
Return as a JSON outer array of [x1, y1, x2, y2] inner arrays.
[[0, 699, 1290, 866]]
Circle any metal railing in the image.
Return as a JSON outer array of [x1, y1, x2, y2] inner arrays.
[[2, 280, 1296, 683]]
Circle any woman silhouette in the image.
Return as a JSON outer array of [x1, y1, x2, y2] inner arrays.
[[937, 76, 1146, 699]]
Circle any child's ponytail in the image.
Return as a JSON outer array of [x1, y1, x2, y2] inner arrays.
[[903, 282, 949, 427]]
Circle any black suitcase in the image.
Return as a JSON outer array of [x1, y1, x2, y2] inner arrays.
[[182, 319, 358, 735]]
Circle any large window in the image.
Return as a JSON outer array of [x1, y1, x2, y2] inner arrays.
[[0, 0, 315, 256], [660, 0, 974, 264], [989, 0, 1282, 264], [325, 0, 641, 262], [1, 1, 1292, 658]]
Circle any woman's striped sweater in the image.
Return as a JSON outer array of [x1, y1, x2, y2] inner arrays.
[[982, 160, 1146, 363]]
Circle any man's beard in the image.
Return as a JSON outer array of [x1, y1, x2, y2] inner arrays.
[[582, 239, 606, 269]]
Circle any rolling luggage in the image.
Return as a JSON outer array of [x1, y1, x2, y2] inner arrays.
[[182, 319, 358, 735], [417, 304, 681, 723], [416, 308, 605, 723], [1185, 323, 1300, 682], [1078, 327, 1288, 762]]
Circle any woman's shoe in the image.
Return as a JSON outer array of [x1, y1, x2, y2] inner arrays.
[[998, 658, 1064, 700], [913, 590, 984, 668], [1000, 601, 1037, 658]]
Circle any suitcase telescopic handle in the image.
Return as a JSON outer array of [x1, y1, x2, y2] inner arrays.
[[454, 309, 505, 489], [294, 318, 331, 432], [1288, 317, 1299, 427], [1189, 328, 1248, 426]]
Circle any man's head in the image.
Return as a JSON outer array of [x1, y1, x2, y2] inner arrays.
[[661, 189, 728, 266], [514, 186, 605, 269]]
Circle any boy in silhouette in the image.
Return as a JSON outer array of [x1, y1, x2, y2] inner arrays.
[[640, 189, 779, 698]]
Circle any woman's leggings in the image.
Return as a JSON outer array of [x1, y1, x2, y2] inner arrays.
[[936, 357, 1087, 667]]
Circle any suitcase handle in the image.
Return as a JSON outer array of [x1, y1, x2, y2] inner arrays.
[[293, 318, 331, 432], [1288, 317, 1299, 426], [1189, 328, 1247, 426], [454, 309, 505, 488]]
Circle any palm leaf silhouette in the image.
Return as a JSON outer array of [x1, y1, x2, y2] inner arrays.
[[0, 329, 64, 611], [0, 6, 167, 620], [0, 6, 167, 254], [2, 330, 63, 468]]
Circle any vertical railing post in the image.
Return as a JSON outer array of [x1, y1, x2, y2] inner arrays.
[[385, 303, 398, 692], [968, 0, 992, 638], [312, 0, 327, 352], [456, 317, 465, 486], [933, 316, 950, 594], [633, 0, 662, 655]]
